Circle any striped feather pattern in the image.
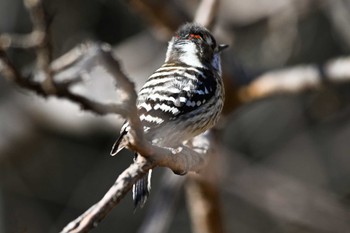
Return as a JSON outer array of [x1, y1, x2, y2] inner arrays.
[[134, 63, 222, 144]]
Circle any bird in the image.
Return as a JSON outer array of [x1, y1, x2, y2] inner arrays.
[[110, 22, 227, 208]]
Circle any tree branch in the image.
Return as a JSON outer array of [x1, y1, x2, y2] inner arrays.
[[1, 36, 212, 232], [194, 0, 220, 30], [239, 56, 350, 102], [2, 1, 348, 231], [0, 43, 135, 117], [59, 131, 212, 233], [61, 161, 154, 233], [0, 1, 218, 232]]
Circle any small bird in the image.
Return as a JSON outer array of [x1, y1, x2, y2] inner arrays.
[[111, 23, 227, 208]]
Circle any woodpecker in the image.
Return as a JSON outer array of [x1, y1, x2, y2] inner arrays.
[[111, 23, 227, 208]]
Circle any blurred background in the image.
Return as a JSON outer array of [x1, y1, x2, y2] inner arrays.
[[1, 0, 350, 232]]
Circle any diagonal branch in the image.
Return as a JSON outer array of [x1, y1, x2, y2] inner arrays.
[[61, 161, 155, 233], [60, 130, 212, 233]]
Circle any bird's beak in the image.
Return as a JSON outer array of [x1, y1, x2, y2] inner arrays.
[[218, 44, 229, 53]]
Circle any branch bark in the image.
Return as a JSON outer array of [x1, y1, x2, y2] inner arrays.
[[239, 56, 350, 102], [194, 0, 220, 29], [1, 39, 212, 233], [4, 1, 350, 233], [0, 1, 216, 232], [61, 161, 154, 233]]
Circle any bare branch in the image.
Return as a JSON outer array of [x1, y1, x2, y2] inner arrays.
[[59, 126, 212, 233], [1, 1, 221, 232], [1, 31, 210, 179], [127, 0, 190, 39], [186, 174, 225, 233], [185, 134, 225, 233], [127, 130, 211, 175], [24, 0, 55, 93], [239, 56, 350, 102], [0, 48, 46, 95], [1, 16, 213, 233], [194, 0, 220, 30], [0, 32, 44, 49], [60, 131, 211, 233], [0, 43, 135, 117], [126, 0, 219, 39], [0, 0, 48, 50], [324, 0, 350, 50], [61, 161, 155, 233]]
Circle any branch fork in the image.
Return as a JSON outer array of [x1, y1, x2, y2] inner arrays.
[[0, 2, 212, 232]]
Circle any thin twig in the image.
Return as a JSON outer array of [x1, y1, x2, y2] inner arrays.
[[0, 48, 48, 95], [24, 0, 55, 93], [0, 33, 44, 49], [127, 0, 190, 39], [0, 43, 134, 117], [194, 0, 220, 30]]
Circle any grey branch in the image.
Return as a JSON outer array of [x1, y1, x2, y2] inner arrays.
[[239, 56, 350, 101], [194, 0, 220, 30], [0, 43, 135, 117], [0, 1, 214, 232], [1, 31, 211, 233], [60, 124, 211, 233], [61, 161, 154, 233]]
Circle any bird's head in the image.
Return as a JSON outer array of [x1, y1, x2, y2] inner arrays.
[[165, 23, 228, 73]]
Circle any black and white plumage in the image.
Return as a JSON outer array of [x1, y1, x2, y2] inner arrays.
[[111, 23, 227, 208]]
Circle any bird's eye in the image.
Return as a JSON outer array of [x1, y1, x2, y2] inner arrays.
[[188, 34, 202, 40]]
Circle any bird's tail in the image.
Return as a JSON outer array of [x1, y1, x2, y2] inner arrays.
[[133, 169, 152, 209], [110, 130, 127, 156]]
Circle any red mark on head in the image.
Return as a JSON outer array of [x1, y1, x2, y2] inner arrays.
[[189, 34, 202, 39]]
